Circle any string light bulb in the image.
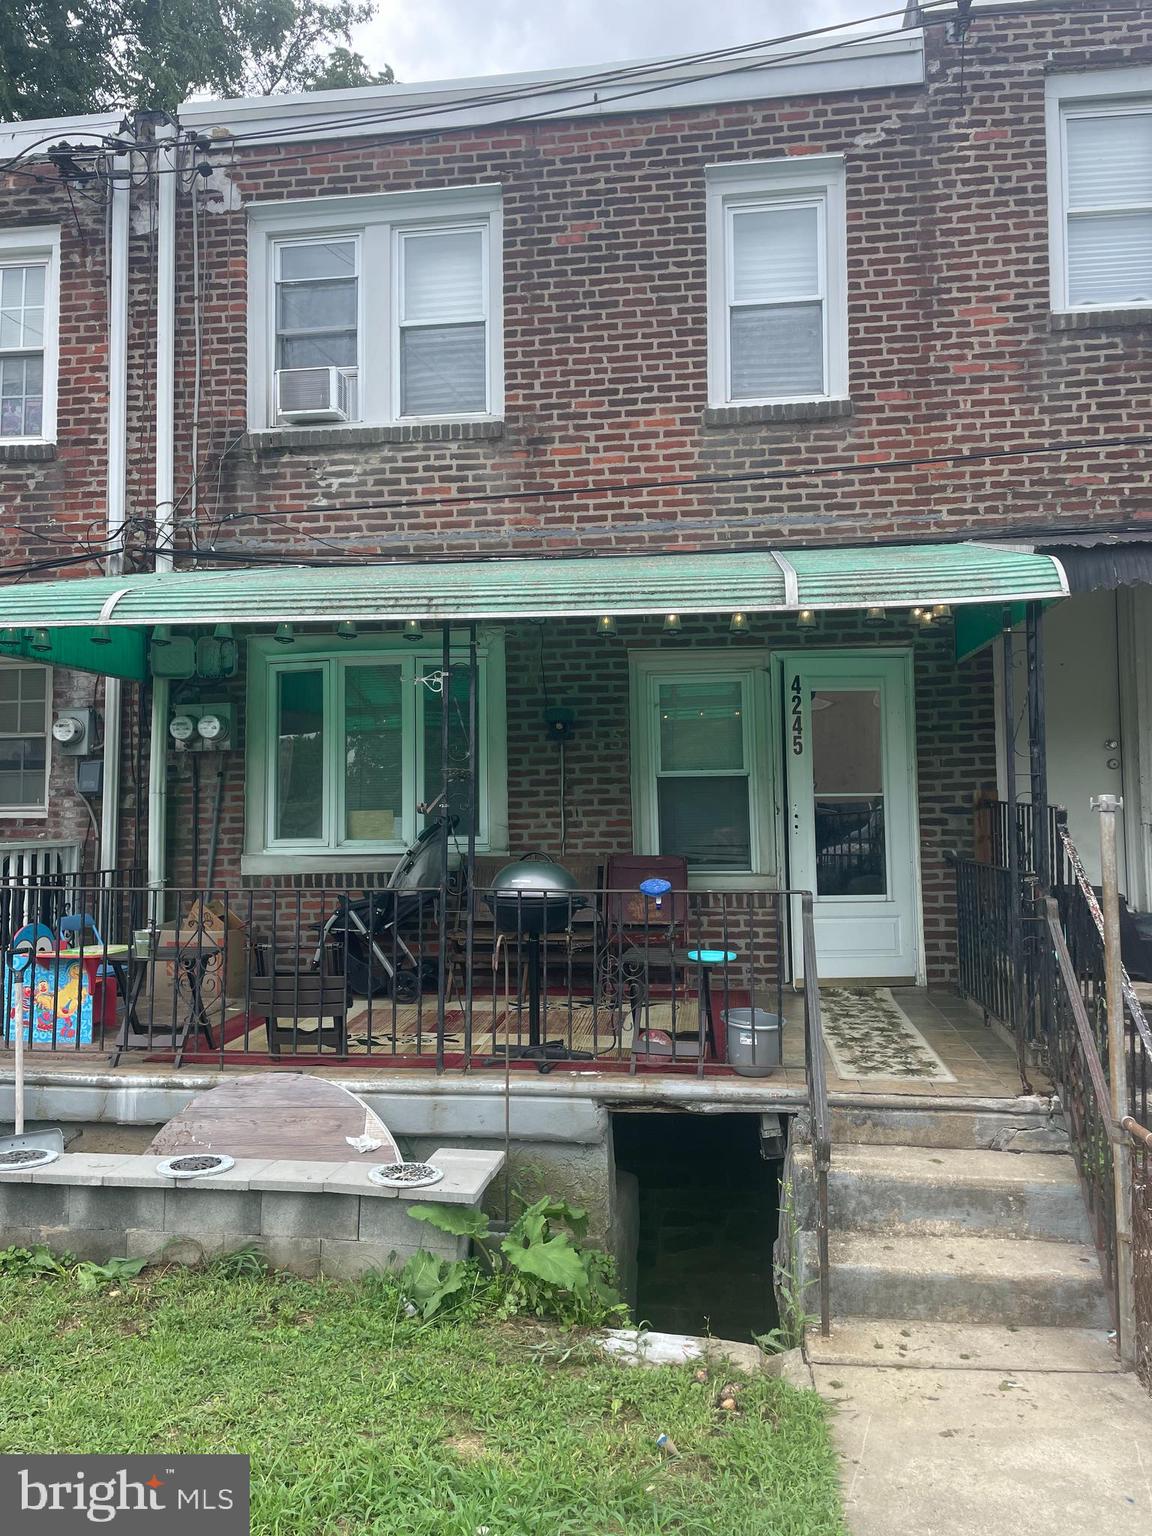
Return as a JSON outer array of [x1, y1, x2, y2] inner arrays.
[[864, 607, 886, 626], [274, 623, 295, 645], [402, 619, 425, 642], [663, 613, 682, 635], [729, 612, 750, 634], [596, 615, 618, 637], [795, 609, 818, 630], [336, 621, 358, 639]]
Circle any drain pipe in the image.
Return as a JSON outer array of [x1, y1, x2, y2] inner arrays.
[[147, 121, 178, 913], [101, 150, 131, 878]]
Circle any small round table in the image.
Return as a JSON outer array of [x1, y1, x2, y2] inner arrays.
[[677, 948, 738, 1060]]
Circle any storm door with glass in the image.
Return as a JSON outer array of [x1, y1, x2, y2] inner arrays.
[[781, 652, 919, 981]]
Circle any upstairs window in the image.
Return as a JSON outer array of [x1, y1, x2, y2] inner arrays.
[[0, 228, 59, 443], [398, 227, 489, 417], [707, 158, 847, 406], [1048, 75, 1152, 311], [274, 237, 360, 414], [249, 189, 502, 430]]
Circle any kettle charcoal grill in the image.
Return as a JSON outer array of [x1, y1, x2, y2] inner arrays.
[[485, 858, 586, 1052]]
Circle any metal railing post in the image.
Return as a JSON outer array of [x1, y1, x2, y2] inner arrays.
[[1093, 792, 1137, 1364]]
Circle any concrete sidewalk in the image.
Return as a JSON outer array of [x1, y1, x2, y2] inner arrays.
[[807, 1337, 1152, 1536]]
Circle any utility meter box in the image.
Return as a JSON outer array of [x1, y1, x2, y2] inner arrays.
[[169, 703, 234, 752], [51, 708, 99, 756], [150, 635, 197, 678]]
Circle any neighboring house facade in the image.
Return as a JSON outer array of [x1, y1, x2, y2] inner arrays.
[[2, 1, 1152, 993]]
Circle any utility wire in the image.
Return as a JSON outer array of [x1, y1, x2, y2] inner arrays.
[[206, 430, 1152, 528], [0, 0, 962, 186]]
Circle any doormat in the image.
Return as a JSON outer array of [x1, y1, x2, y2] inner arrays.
[[818, 987, 957, 1083]]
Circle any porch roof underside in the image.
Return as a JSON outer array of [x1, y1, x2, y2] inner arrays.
[[0, 543, 1069, 679]]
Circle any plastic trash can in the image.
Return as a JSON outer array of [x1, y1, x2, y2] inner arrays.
[[723, 1007, 781, 1077]]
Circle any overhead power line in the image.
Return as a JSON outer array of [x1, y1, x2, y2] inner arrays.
[[206, 430, 1152, 530]]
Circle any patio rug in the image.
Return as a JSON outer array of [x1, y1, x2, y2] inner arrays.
[[818, 987, 956, 1083], [214, 999, 657, 1058]]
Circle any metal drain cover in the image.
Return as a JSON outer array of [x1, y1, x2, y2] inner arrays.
[[0, 1147, 58, 1172], [368, 1161, 444, 1190], [156, 1153, 236, 1180]]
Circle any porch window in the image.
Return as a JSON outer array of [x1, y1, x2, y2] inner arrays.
[[0, 227, 59, 443], [249, 637, 505, 862], [630, 651, 773, 879], [0, 662, 49, 814], [706, 157, 847, 406]]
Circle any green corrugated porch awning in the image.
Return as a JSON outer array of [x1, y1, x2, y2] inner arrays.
[[0, 543, 1068, 679]]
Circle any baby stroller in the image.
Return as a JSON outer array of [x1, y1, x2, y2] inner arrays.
[[314, 819, 451, 1001]]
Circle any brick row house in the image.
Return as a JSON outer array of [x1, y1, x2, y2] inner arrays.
[[0, 0, 1150, 1088]]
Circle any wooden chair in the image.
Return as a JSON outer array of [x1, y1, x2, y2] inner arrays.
[[599, 854, 691, 1026], [249, 947, 349, 1058]]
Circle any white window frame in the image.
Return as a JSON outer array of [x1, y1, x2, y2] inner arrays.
[[0, 660, 50, 817], [0, 226, 60, 445], [705, 156, 847, 407], [244, 631, 507, 870], [1047, 68, 1152, 313], [628, 648, 777, 887], [248, 187, 503, 430]]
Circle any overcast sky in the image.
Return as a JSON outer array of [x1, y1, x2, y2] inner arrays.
[[353, 1, 883, 85]]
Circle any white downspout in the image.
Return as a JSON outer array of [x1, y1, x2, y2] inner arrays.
[[148, 122, 178, 906], [101, 150, 131, 874]]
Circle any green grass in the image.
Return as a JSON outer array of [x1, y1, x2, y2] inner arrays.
[[0, 1266, 845, 1536]]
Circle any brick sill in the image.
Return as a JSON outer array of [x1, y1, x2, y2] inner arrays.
[[0, 440, 56, 462], [703, 398, 853, 427], [1050, 308, 1152, 332], [249, 420, 505, 451]]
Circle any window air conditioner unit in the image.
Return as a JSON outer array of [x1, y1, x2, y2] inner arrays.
[[275, 366, 354, 423]]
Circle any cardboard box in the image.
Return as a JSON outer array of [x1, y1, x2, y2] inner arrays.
[[141, 900, 251, 1037]]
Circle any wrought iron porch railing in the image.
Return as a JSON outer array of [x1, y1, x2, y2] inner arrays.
[[0, 877, 807, 1074], [955, 807, 1151, 1376]]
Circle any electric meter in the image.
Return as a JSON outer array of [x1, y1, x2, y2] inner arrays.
[[52, 715, 85, 746], [197, 713, 225, 742], [169, 714, 196, 743]]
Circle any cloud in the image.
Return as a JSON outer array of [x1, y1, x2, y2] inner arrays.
[[354, 0, 883, 85]]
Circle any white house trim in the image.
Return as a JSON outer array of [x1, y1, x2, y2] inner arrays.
[[181, 32, 924, 146]]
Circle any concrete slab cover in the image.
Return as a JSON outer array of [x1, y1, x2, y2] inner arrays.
[[813, 1362, 1152, 1536], [147, 1074, 400, 1163]]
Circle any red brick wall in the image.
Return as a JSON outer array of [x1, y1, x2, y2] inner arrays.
[[0, 5, 1137, 968], [174, 5, 1152, 565]]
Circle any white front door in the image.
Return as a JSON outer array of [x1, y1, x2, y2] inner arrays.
[[782, 651, 921, 982]]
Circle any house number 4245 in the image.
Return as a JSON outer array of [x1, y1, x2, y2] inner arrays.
[[790, 675, 804, 755]]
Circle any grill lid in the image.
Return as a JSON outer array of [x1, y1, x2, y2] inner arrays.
[[488, 857, 580, 898]]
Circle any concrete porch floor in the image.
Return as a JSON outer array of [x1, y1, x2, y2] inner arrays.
[[0, 987, 1045, 1103]]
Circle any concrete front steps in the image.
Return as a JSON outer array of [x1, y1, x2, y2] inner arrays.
[[806, 1318, 1120, 1373], [789, 1105, 1113, 1342]]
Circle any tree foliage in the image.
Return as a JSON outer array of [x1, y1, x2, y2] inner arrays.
[[0, 0, 393, 120]]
